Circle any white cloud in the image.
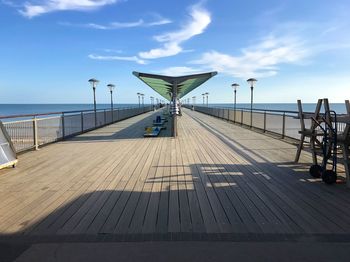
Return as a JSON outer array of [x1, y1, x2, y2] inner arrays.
[[88, 54, 146, 64], [60, 17, 172, 30], [139, 5, 211, 59], [19, 0, 118, 18], [192, 35, 309, 78], [156, 66, 202, 76]]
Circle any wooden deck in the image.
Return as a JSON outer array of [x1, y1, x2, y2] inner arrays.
[[1, 108, 350, 242]]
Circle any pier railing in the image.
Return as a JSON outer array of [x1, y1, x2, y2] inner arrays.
[[187, 105, 347, 141], [1, 106, 153, 153]]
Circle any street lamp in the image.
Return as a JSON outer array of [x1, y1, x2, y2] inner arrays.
[[202, 93, 205, 105], [137, 92, 141, 107], [107, 84, 115, 121], [141, 93, 144, 107], [150, 96, 154, 110], [88, 78, 99, 127], [232, 83, 239, 123], [247, 78, 257, 127], [205, 92, 209, 107]]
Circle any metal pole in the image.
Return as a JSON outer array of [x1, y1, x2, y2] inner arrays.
[[172, 82, 178, 138], [138, 95, 140, 107], [206, 95, 208, 107], [282, 112, 286, 139], [93, 87, 97, 127], [110, 90, 114, 122], [234, 89, 237, 123], [81, 112, 84, 133], [62, 112, 65, 138], [250, 86, 253, 127], [33, 116, 39, 150]]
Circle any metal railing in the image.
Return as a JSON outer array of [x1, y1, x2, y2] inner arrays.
[[1, 106, 153, 153], [186, 105, 346, 141]]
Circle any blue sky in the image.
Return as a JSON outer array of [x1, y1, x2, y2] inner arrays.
[[0, 0, 350, 104]]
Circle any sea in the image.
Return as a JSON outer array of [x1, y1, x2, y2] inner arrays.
[[0, 103, 347, 119]]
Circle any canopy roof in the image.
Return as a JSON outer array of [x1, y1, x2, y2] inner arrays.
[[133, 71, 217, 101]]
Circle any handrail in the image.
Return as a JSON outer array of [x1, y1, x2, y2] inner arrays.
[[0, 105, 146, 119], [193, 105, 346, 117]]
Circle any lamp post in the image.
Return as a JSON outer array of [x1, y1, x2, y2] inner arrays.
[[107, 84, 115, 121], [137, 93, 141, 107], [88, 78, 99, 127], [205, 92, 209, 107], [232, 83, 239, 123], [247, 78, 257, 127], [141, 93, 144, 107], [150, 96, 154, 110], [202, 93, 205, 105]]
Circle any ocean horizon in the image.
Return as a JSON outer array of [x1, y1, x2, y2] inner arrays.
[[0, 102, 347, 118]]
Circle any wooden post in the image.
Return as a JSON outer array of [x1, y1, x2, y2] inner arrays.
[[263, 111, 267, 133], [33, 116, 39, 150]]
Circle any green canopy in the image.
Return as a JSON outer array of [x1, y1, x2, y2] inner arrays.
[[133, 71, 217, 101]]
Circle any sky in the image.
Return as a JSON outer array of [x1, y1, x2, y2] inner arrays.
[[0, 0, 350, 104]]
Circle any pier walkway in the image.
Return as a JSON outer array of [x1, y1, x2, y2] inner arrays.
[[1, 108, 350, 244]]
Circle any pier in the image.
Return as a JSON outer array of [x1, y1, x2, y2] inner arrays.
[[1, 108, 350, 244]]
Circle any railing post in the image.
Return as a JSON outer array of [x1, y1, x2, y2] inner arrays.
[[111, 109, 114, 123], [104, 109, 106, 125], [250, 110, 252, 128], [33, 116, 39, 150], [62, 113, 65, 138], [263, 111, 267, 132], [250, 111, 253, 128], [233, 109, 236, 123], [282, 112, 286, 139], [241, 110, 243, 126], [81, 112, 84, 133]]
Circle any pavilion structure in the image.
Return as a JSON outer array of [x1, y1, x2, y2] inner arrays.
[[133, 71, 217, 137]]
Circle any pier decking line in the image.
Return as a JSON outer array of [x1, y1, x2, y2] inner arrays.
[[1, 108, 350, 242]]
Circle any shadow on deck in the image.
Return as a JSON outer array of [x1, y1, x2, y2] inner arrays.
[[2, 109, 350, 261], [64, 111, 173, 142]]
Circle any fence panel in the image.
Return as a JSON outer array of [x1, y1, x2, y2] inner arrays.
[[4, 120, 34, 152], [242, 111, 251, 126], [64, 114, 82, 136], [37, 116, 63, 145], [96, 111, 105, 127], [228, 109, 235, 122], [83, 112, 95, 131], [266, 113, 283, 135], [252, 112, 265, 130]]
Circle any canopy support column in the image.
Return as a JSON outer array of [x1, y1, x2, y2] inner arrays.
[[171, 82, 178, 138]]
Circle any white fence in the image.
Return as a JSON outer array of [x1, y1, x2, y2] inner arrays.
[[2, 106, 152, 153], [189, 106, 310, 141]]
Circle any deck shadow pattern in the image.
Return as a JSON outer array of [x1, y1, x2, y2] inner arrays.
[[1, 109, 350, 247]]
